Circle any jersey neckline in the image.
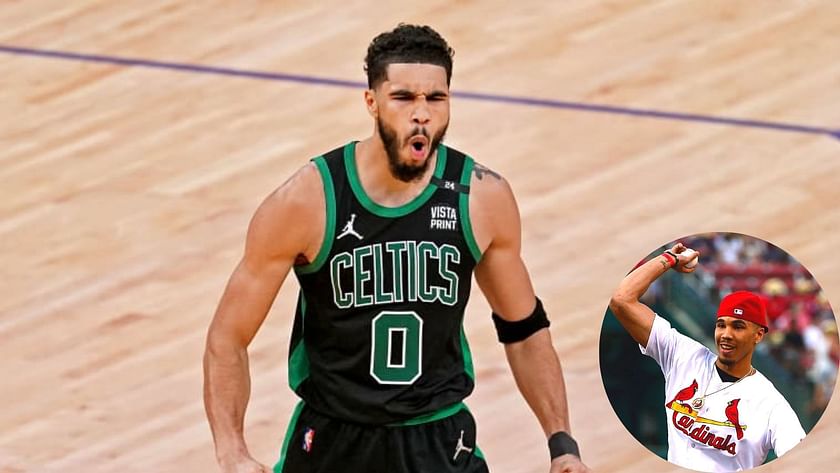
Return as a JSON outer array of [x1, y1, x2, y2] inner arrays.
[[344, 141, 448, 218], [715, 364, 741, 383]]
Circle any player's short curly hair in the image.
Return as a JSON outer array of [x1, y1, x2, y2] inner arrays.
[[364, 24, 454, 89]]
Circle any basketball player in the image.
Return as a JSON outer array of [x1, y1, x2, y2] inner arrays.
[[609, 243, 805, 471], [203, 24, 589, 473]]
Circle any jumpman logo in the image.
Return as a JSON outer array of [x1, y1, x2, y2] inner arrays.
[[337, 214, 363, 240], [452, 430, 473, 461]]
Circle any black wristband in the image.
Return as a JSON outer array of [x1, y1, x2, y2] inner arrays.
[[548, 431, 580, 460], [664, 250, 679, 267]]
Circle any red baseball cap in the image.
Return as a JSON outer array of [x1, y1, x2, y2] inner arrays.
[[717, 291, 769, 332]]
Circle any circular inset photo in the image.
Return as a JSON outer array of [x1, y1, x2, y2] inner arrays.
[[599, 232, 838, 472]]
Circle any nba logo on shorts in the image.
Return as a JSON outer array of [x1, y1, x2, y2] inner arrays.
[[302, 427, 315, 452]]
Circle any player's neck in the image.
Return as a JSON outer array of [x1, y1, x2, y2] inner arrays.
[[355, 137, 436, 205], [715, 357, 754, 379]]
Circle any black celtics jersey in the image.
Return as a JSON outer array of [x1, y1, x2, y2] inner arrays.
[[287, 141, 482, 425]]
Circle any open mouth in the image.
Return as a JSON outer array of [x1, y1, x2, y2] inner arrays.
[[407, 135, 429, 160], [719, 343, 736, 356]]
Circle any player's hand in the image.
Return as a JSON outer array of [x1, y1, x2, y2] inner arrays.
[[550, 454, 592, 473], [218, 455, 271, 473], [668, 243, 699, 274]]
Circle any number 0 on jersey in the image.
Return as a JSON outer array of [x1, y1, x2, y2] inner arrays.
[[370, 311, 423, 384]]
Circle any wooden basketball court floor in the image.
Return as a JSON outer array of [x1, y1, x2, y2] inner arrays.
[[1, 1, 839, 472]]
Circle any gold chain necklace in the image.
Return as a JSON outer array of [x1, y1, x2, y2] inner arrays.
[[691, 367, 755, 409]]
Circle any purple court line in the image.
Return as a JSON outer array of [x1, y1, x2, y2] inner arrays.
[[3, 44, 838, 141]]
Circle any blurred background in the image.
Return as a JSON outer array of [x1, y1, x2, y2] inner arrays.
[[600, 232, 839, 462], [3, 2, 840, 471]]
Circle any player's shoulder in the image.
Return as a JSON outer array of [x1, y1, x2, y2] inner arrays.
[[459, 155, 520, 250], [750, 370, 792, 404], [260, 161, 323, 216], [249, 161, 324, 241], [466, 158, 512, 196], [651, 314, 714, 361], [243, 160, 326, 260], [439, 143, 513, 202], [459, 156, 517, 224]]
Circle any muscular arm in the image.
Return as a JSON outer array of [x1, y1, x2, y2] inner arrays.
[[609, 243, 695, 348], [470, 165, 585, 473], [471, 170, 570, 436], [203, 163, 323, 470]]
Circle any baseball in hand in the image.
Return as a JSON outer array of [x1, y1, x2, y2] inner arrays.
[[681, 249, 699, 269]]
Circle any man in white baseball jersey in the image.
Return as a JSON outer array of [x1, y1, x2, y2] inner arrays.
[[609, 243, 806, 472]]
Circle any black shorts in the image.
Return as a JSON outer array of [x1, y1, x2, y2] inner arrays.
[[273, 402, 490, 473]]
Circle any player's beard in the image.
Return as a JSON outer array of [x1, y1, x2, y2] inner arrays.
[[716, 339, 750, 369], [377, 116, 448, 183]]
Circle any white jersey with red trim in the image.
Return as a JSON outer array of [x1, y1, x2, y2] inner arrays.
[[640, 315, 805, 472]]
